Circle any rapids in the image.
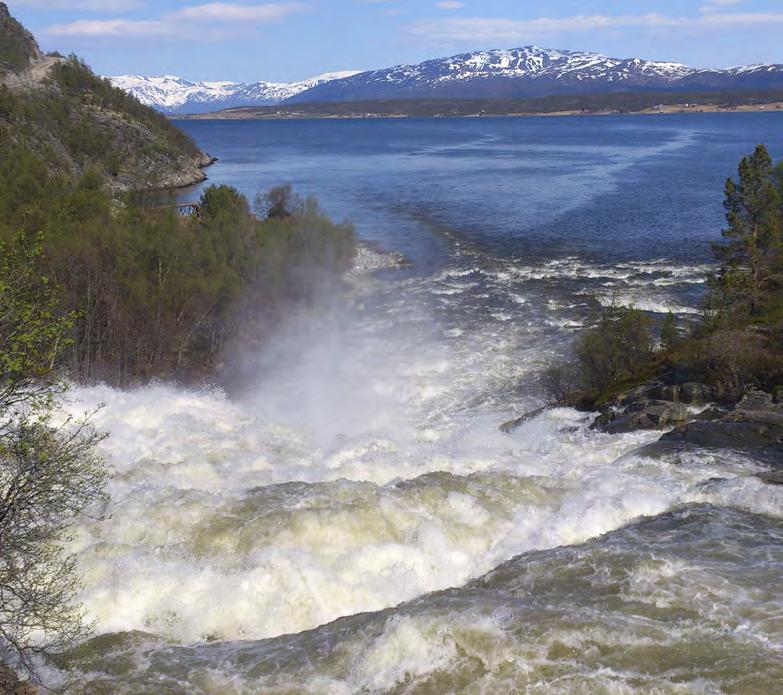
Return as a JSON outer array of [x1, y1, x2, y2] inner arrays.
[[52, 114, 783, 693], [59, 249, 782, 693]]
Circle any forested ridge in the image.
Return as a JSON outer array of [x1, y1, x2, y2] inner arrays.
[[0, 3, 210, 191]]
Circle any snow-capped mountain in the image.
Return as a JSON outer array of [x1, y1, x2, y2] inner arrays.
[[110, 48, 783, 113], [108, 71, 359, 114], [286, 47, 783, 103]]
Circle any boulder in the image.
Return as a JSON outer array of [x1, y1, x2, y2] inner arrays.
[[648, 384, 681, 402], [595, 400, 689, 434], [736, 390, 775, 412], [661, 394, 783, 453], [661, 420, 781, 448], [758, 470, 783, 485], [691, 406, 726, 421], [680, 382, 713, 405]]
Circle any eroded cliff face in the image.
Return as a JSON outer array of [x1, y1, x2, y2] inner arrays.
[[0, 3, 212, 192]]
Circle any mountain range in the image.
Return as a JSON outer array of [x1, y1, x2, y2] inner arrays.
[[109, 47, 783, 114], [109, 71, 360, 114]]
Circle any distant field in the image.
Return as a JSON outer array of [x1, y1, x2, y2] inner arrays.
[[180, 90, 783, 120]]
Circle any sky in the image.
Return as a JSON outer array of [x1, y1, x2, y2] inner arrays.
[[7, 0, 783, 82]]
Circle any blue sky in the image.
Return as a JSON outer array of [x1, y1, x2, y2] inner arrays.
[[8, 0, 782, 82]]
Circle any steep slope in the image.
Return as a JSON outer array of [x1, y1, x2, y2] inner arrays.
[[0, 1, 41, 71], [0, 3, 212, 191], [285, 47, 783, 103], [109, 71, 360, 114]]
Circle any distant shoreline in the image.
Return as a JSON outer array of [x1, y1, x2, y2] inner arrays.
[[176, 91, 783, 121], [180, 103, 783, 121]]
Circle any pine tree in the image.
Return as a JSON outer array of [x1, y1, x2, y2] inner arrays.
[[660, 311, 678, 351], [712, 145, 782, 318]]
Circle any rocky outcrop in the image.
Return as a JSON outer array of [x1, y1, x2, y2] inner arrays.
[[587, 380, 701, 434], [502, 378, 782, 465], [0, 2, 42, 72], [593, 400, 690, 434], [662, 391, 783, 452], [588, 383, 783, 456]]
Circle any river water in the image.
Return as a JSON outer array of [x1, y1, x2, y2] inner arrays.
[[60, 114, 783, 693]]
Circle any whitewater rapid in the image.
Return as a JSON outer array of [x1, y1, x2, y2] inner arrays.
[[57, 251, 782, 692]]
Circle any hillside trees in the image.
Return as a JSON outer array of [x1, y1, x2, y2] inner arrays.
[[0, 146, 356, 384]]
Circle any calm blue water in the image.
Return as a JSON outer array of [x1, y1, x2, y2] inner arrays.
[[177, 113, 783, 268]]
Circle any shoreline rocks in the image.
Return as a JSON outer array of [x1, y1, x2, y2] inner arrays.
[[662, 391, 783, 453], [502, 382, 782, 465]]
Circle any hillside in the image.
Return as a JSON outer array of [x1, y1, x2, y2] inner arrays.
[[0, 3, 212, 191], [286, 47, 783, 104]]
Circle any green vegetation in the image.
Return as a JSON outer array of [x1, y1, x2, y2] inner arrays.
[[0, 146, 356, 385], [0, 4, 208, 190], [557, 144, 783, 407], [0, 55, 204, 189], [0, 233, 107, 681]]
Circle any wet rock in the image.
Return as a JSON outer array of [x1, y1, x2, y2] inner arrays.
[[758, 470, 783, 485], [594, 400, 689, 434], [591, 410, 617, 430], [648, 384, 680, 402], [691, 406, 726, 421], [661, 394, 783, 451], [500, 404, 551, 433], [680, 382, 713, 405], [736, 390, 776, 412]]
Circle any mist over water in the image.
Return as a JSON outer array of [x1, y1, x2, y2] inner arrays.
[[61, 114, 783, 693]]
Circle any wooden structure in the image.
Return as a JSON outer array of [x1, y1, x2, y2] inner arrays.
[[174, 203, 201, 219]]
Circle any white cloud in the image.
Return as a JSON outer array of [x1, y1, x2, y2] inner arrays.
[[700, 0, 743, 12], [45, 2, 307, 38], [436, 1, 463, 9], [174, 2, 305, 23], [407, 12, 783, 43], [12, 0, 143, 9], [46, 18, 167, 37]]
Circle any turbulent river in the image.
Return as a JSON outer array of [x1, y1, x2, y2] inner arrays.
[[59, 114, 783, 693]]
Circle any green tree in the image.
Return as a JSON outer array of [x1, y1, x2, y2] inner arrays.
[[0, 234, 107, 681], [711, 145, 782, 318], [660, 311, 678, 351]]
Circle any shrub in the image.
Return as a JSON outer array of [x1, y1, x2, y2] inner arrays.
[[575, 306, 654, 392], [701, 328, 781, 398]]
